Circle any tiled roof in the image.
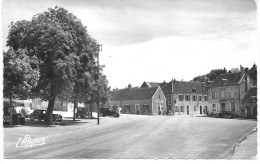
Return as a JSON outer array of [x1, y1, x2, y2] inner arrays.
[[141, 81, 161, 88], [141, 81, 168, 88], [249, 65, 257, 85], [110, 87, 159, 101], [161, 80, 207, 95], [208, 73, 242, 88], [241, 87, 257, 104]]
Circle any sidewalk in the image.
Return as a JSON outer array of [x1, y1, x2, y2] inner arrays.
[[230, 131, 257, 159]]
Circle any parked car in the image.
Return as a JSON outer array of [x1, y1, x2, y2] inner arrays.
[[76, 107, 90, 118], [215, 111, 232, 119], [100, 107, 120, 117], [30, 109, 63, 121], [223, 111, 232, 119], [3, 109, 25, 125]]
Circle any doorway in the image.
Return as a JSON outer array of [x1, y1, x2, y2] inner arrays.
[[221, 103, 226, 113], [187, 106, 189, 115], [246, 107, 252, 119], [200, 106, 202, 114]]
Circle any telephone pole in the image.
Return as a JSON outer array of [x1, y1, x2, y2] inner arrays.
[[97, 44, 102, 125]]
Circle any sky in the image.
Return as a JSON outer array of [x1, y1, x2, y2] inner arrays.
[[2, 0, 259, 89]]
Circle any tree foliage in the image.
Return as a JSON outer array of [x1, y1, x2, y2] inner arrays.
[[6, 6, 100, 122], [193, 68, 227, 82], [3, 48, 39, 99]]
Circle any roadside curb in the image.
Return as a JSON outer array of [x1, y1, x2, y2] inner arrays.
[[227, 127, 257, 157]]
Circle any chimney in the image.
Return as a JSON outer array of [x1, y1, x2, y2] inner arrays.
[[244, 68, 248, 92], [223, 67, 227, 74], [240, 65, 244, 74]]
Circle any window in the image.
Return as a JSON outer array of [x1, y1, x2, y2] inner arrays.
[[168, 101, 171, 105], [194, 106, 196, 112], [168, 105, 171, 110], [168, 95, 172, 99], [159, 94, 161, 100], [212, 91, 215, 99], [204, 96, 208, 101], [185, 95, 190, 101], [192, 89, 196, 93], [61, 100, 63, 107], [231, 90, 234, 98], [109, 105, 114, 111], [198, 96, 202, 101], [193, 95, 197, 101], [212, 91, 217, 99], [179, 95, 184, 101], [173, 99, 176, 104], [212, 104, 216, 111], [221, 90, 224, 99]]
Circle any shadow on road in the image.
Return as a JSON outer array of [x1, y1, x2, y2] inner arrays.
[[194, 115, 257, 121], [3, 119, 92, 128], [64, 117, 97, 120]]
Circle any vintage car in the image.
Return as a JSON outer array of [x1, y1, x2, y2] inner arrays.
[[3, 113, 26, 125], [3, 103, 26, 125], [100, 107, 120, 117], [30, 109, 63, 121], [76, 107, 90, 118]]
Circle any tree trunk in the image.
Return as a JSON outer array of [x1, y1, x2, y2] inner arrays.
[[45, 91, 56, 123], [90, 102, 93, 119], [73, 99, 78, 121], [9, 91, 13, 125]]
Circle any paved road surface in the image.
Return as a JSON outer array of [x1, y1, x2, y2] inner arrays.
[[4, 115, 257, 159]]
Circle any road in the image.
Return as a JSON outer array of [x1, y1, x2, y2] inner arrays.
[[4, 115, 257, 159]]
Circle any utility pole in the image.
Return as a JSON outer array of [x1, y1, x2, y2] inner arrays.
[[97, 44, 102, 125]]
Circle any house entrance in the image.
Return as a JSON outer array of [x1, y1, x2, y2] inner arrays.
[[221, 103, 226, 112], [246, 107, 252, 119], [135, 104, 140, 114], [231, 102, 235, 117], [200, 106, 202, 114], [187, 106, 189, 115]]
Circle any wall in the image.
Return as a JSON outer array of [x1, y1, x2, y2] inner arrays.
[[152, 87, 167, 115]]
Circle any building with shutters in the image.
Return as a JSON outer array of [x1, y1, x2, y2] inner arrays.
[[141, 79, 209, 115], [207, 66, 254, 117]]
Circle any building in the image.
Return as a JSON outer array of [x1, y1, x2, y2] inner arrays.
[[207, 66, 254, 117], [107, 86, 166, 115], [85, 86, 167, 115], [240, 86, 257, 119], [161, 79, 209, 115]]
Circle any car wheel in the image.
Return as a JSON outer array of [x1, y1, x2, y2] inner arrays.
[[38, 118, 41, 121]]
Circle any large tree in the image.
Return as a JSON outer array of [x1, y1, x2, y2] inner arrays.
[[4, 48, 40, 124], [7, 6, 99, 122]]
